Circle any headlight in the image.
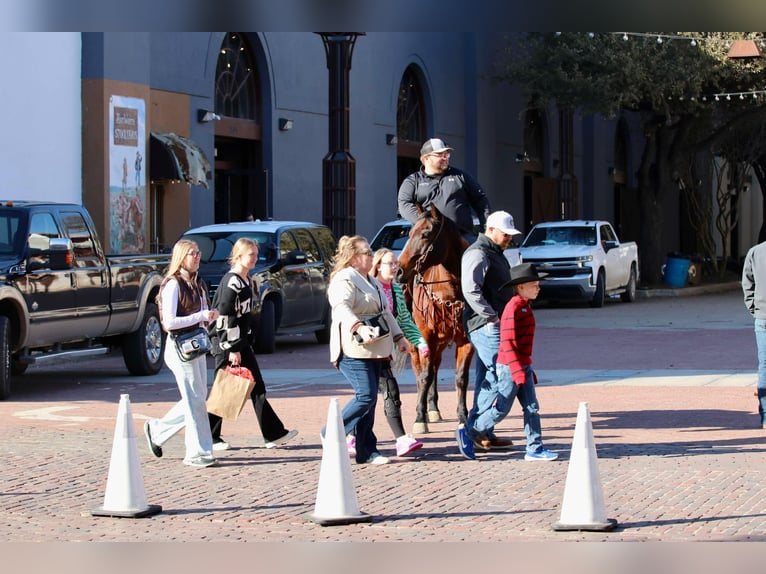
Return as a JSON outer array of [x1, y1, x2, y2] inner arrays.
[[574, 255, 593, 263]]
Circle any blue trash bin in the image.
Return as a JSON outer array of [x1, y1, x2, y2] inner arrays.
[[663, 257, 690, 288]]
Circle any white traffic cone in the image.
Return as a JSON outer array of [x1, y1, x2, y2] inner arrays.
[[91, 394, 162, 518], [306, 398, 372, 526], [552, 401, 617, 531]]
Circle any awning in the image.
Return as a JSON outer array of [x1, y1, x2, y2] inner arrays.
[[150, 132, 212, 188]]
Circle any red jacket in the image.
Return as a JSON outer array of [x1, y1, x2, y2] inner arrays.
[[497, 294, 535, 384]]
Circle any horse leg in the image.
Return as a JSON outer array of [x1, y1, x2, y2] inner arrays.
[[454, 342, 475, 424], [412, 358, 431, 434], [426, 351, 443, 422]]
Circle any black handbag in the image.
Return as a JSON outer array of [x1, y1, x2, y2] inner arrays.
[[172, 327, 212, 361]]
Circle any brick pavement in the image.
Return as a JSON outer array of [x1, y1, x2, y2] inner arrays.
[[3, 285, 766, 543], [2, 368, 766, 542]]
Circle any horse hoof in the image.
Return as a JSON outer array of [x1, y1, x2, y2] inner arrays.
[[427, 410, 443, 423], [412, 421, 429, 434]]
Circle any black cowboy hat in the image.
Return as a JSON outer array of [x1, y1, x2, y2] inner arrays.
[[501, 262, 547, 289]]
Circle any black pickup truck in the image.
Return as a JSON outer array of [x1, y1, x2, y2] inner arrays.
[[0, 201, 171, 399]]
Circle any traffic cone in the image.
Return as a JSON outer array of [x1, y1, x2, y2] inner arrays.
[[552, 401, 617, 531], [91, 394, 162, 518], [306, 398, 372, 526]]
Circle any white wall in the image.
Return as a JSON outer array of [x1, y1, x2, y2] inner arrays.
[[0, 33, 81, 203]]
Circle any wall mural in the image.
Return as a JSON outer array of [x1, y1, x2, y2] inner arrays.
[[108, 95, 146, 254]]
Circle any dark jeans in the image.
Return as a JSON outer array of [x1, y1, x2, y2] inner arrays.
[[208, 345, 287, 443]]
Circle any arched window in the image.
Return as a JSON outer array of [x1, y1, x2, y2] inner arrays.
[[213, 33, 265, 223], [395, 65, 428, 197], [215, 33, 260, 120]]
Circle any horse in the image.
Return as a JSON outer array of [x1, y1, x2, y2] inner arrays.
[[397, 204, 475, 434]]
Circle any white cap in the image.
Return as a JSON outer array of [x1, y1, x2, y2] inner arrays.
[[485, 211, 522, 235], [420, 138, 453, 156]]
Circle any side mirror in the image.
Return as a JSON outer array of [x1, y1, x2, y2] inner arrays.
[[48, 238, 74, 270], [285, 250, 308, 265], [603, 240, 618, 252]]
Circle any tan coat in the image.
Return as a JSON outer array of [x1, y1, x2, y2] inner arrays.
[[328, 266, 403, 364]]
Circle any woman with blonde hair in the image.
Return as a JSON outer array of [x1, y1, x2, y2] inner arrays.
[[144, 239, 219, 467], [323, 235, 409, 464], [208, 237, 297, 450]]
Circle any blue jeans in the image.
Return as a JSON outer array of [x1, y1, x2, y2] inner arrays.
[[755, 319, 766, 424], [466, 323, 501, 433], [336, 355, 382, 463]]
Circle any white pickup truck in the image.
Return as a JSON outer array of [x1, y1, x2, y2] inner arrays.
[[519, 220, 639, 307]]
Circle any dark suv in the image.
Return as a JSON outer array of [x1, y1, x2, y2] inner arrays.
[[182, 220, 337, 353]]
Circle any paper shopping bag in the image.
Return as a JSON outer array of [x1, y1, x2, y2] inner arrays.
[[206, 365, 256, 420]]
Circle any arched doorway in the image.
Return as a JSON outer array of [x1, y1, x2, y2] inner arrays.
[[612, 118, 638, 241], [214, 33, 266, 222], [395, 65, 428, 208], [523, 108, 557, 231]]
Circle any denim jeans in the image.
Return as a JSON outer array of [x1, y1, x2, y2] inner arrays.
[[754, 319, 766, 424], [470, 363, 544, 454], [466, 322, 501, 433], [337, 355, 382, 463], [149, 344, 213, 461]]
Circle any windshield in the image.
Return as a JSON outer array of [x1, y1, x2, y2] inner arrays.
[[184, 231, 278, 266], [0, 210, 26, 256], [523, 226, 596, 247]]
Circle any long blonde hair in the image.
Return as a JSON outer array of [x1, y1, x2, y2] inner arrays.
[[165, 239, 199, 277], [229, 237, 258, 267], [330, 235, 368, 281]]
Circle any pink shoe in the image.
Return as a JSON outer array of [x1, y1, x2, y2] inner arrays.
[[396, 434, 423, 457], [346, 435, 356, 456]]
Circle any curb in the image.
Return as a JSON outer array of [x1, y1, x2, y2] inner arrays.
[[637, 280, 740, 299]]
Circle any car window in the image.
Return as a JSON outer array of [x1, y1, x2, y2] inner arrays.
[[292, 228, 320, 263], [372, 224, 411, 251], [309, 226, 337, 263], [61, 211, 98, 264], [278, 230, 298, 260], [184, 231, 275, 263]]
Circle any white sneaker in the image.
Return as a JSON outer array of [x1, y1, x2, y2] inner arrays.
[[364, 452, 390, 465], [183, 455, 217, 468], [346, 434, 357, 456], [212, 440, 230, 451], [396, 434, 423, 457], [264, 429, 299, 449]]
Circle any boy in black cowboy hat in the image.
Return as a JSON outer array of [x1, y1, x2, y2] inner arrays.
[[456, 262, 558, 460]]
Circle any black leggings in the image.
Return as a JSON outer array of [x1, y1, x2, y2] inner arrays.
[[378, 363, 406, 438], [208, 344, 287, 443]]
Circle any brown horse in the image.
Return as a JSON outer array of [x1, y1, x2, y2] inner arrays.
[[397, 204, 475, 433]]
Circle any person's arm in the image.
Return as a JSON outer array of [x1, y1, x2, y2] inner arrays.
[[397, 174, 420, 224], [743, 249, 756, 315], [460, 249, 498, 322], [393, 283, 428, 354], [462, 171, 491, 227]]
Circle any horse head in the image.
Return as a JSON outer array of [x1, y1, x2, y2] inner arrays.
[[397, 204, 465, 285]]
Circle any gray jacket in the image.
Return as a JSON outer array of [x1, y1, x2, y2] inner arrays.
[[461, 234, 514, 333], [742, 241, 766, 319]]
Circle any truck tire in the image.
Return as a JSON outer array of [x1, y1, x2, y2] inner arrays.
[[590, 269, 605, 308], [0, 316, 11, 400], [315, 304, 331, 344], [621, 265, 637, 303], [255, 299, 276, 354], [123, 302, 165, 375]]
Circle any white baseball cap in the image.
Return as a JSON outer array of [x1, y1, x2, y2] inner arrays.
[[485, 211, 522, 235]]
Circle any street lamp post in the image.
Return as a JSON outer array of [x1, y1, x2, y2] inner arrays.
[[317, 32, 364, 238]]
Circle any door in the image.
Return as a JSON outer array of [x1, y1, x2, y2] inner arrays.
[[21, 211, 80, 346]]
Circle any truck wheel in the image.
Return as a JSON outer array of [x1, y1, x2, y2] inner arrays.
[[590, 270, 605, 308], [123, 302, 165, 375], [621, 266, 637, 303], [0, 316, 11, 400], [255, 299, 276, 354], [315, 304, 331, 344]]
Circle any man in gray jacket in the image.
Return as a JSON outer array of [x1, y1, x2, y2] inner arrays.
[[742, 241, 766, 428]]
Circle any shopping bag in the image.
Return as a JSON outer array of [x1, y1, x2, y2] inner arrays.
[[206, 365, 256, 420]]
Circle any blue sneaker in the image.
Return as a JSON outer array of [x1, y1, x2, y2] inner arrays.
[[524, 449, 558, 461], [455, 425, 476, 460]]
